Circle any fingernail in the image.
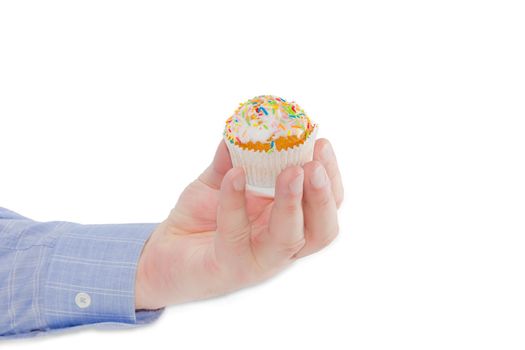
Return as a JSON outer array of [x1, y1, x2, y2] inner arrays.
[[311, 165, 328, 189], [321, 142, 335, 162], [288, 171, 304, 195], [232, 171, 245, 191]]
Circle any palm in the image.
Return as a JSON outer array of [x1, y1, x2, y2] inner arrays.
[[162, 179, 275, 296], [138, 145, 276, 306], [135, 139, 343, 310]]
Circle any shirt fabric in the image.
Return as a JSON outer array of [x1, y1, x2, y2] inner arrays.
[[0, 207, 164, 340]]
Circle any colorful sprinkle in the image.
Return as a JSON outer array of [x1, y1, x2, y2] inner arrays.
[[224, 95, 315, 153]]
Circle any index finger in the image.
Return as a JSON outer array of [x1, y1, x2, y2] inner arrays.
[[252, 166, 306, 269]]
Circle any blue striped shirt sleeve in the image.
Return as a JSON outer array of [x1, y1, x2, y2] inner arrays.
[[0, 207, 164, 340]]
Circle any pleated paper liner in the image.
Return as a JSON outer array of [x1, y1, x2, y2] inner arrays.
[[225, 126, 318, 197]]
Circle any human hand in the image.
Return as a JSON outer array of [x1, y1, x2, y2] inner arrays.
[[134, 139, 344, 310]]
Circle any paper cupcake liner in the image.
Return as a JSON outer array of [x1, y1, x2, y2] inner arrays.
[[225, 126, 318, 192]]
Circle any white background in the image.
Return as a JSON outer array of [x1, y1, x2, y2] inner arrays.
[[1, 0, 524, 349]]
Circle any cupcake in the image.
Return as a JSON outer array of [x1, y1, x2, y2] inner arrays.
[[224, 95, 317, 196]]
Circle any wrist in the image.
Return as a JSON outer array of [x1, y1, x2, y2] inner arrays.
[[134, 223, 168, 310], [135, 236, 162, 310], [135, 251, 149, 310]]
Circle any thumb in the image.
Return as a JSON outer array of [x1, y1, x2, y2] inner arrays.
[[214, 167, 253, 268], [198, 140, 233, 189]]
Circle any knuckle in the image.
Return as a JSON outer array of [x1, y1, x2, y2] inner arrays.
[[317, 193, 334, 209], [282, 201, 301, 214], [222, 224, 250, 243], [306, 190, 333, 210], [320, 231, 338, 248], [310, 224, 339, 249], [279, 237, 306, 257]]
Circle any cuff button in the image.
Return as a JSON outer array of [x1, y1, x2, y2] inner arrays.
[[75, 292, 91, 308]]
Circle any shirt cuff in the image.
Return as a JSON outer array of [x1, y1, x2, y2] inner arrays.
[[43, 222, 164, 330]]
